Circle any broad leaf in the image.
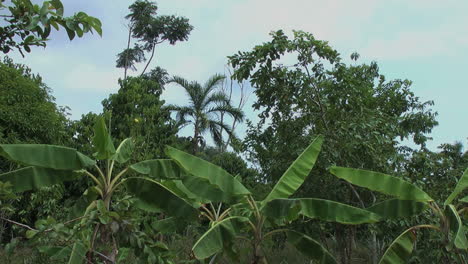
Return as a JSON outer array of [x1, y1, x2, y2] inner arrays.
[[166, 146, 250, 200], [0, 166, 79, 193], [263, 135, 323, 204], [125, 177, 198, 220], [130, 159, 182, 179], [112, 138, 134, 163], [0, 144, 95, 170], [68, 242, 87, 264], [445, 204, 468, 250], [445, 168, 468, 206], [330, 167, 433, 202], [367, 199, 428, 219], [379, 228, 417, 264], [460, 196, 468, 203], [93, 116, 115, 159], [263, 198, 381, 224], [152, 217, 186, 234], [181, 175, 229, 203], [192, 216, 247, 259], [287, 230, 337, 264]]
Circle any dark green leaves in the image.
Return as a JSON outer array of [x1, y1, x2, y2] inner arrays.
[[125, 177, 198, 220], [445, 168, 468, 206], [0, 167, 79, 193], [166, 146, 250, 201], [130, 159, 182, 179], [287, 231, 337, 264], [93, 116, 115, 159], [263, 135, 323, 204], [0, 144, 95, 170], [263, 198, 381, 224], [112, 138, 134, 163], [367, 199, 428, 219], [330, 167, 433, 202], [192, 217, 247, 259], [445, 204, 468, 250], [379, 228, 417, 264]]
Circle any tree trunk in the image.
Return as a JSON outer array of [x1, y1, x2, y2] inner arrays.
[[141, 44, 156, 76], [124, 26, 132, 79], [192, 121, 199, 154]]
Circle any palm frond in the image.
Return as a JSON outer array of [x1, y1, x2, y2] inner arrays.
[[202, 74, 225, 99], [207, 105, 245, 122]]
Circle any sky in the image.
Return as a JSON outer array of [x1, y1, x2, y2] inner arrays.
[[7, 0, 468, 151]]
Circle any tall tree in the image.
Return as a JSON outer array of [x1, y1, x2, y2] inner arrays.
[[101, 73, 178, 159], [229, 30, 438, 262], [0, 0, 101, 56], [169, 74, 245, 153], [116, 0, 193, 78]]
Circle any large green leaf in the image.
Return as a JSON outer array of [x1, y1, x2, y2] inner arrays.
[[287, 230, 337, 264], [181, 175, 229, 203], [93, 116, 115, 159], [367, 199, 428, 220], [0, 166, 79, 193], [445, 168, 468, 206], [165, 146, 250, 200], [130, 159, 182, 179], [67, 242, 87, 264], [445, 204, 468, 250], [192, 216, 247, 259], [379, 228, 417, 264], [0, 144, 95, 170], [125, 177, 198, 220], [263, 136, 323, 204], [330, 167, 433, 202], [112, 138, 134, 163], [263, 198, 381, 224]]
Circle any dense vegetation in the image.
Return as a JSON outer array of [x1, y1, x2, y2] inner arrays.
[[0, 1, 466, 263]]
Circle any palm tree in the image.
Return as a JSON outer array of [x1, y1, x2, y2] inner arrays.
[[169, 74, 244, 153]]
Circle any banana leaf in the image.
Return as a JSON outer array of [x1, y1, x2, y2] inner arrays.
[[445, 204, 468, 250], [445, 168, 468, 206], [93, 116, 115, 160], [112, 138, 134, 163], [367, 199, 428, 219], [379, 227, 417, 264], [263, 135, 323, 204], [287, 230, 337, 264], [0, 144, 95, 170], [125, 177, 198, 220], [192, 216, 247, 259], [263, 198, 381, 224], [0, 166, 80, 193], [130, 159, 182, 179], [166, 146, 250, 200], [330, 167, 433, 202]]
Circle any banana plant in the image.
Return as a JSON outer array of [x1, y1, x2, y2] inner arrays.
[[330, 166, 468, 264], [0, 115, 199, 263], [167, 135, 385, 264]]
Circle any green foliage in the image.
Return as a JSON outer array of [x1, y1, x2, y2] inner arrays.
[[0, 0, 102, 56], [229, 30, 438, 200], [117, 0, 193, 76], [102, 76, 178, 160], [330, 166, 468, 263]]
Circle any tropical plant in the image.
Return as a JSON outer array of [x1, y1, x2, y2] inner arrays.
[[330, 166, 468, 263], [0, 115, 199, 263], [169, 74, 245, 153], [0, 0, 102, 56], [165, 135, 397, 264]]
